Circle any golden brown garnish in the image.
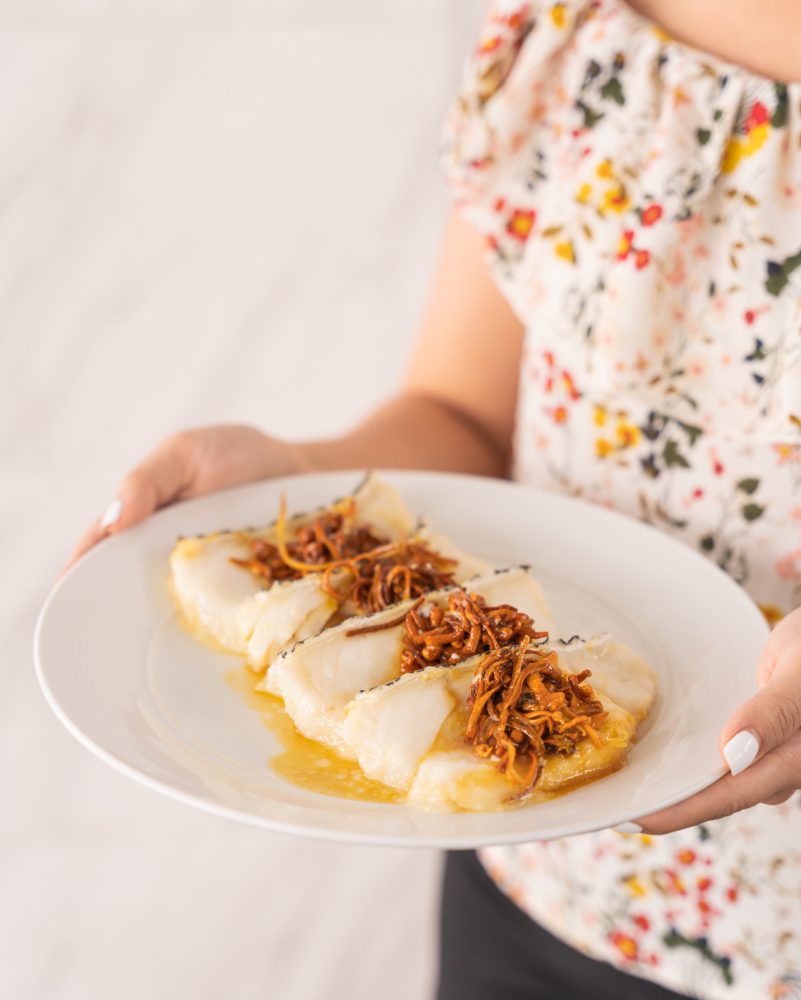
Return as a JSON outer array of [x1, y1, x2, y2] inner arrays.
[[345, 588, 546, 668], [233, 494, 457, 613], [466, 639, 607, 798], [327, 542, 457, 615], [230, 499, 387, 587], [398, 590, 546, 672]]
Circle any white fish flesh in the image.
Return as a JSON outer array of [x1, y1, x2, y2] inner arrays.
[[263, 566, 553, 753]]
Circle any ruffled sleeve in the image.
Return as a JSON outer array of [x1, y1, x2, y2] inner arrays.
[[442, 1, 585, 218]]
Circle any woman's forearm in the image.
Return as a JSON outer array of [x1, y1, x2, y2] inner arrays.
[[296, 392, 508, 479]]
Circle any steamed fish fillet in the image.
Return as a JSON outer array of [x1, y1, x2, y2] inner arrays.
[[342, 660, 474, 789], [171, 473, 421, 669], [342, 636, 655, 810], [262, 566, 553, 754], [555, 635, 656, 722], [408, 693, 637, 811]]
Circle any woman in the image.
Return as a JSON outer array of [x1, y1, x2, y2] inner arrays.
[[70, 1, 801, 996]]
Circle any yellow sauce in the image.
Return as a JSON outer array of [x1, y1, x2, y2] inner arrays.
[[224, 664, 402, 804]]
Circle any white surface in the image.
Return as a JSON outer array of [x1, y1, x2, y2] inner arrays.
[[35, 471, 768, 846], [0, 3, 485, 998]]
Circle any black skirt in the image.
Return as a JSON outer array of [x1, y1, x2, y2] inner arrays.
[[436, 850, 691, 1000]]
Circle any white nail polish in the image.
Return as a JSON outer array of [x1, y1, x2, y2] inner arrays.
[[724, 730, 760, 776], [100, 498, 123, 530], [613, 821, 643, 834]]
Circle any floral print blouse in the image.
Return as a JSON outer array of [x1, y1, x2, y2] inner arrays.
[[442, 1, 801, 997]]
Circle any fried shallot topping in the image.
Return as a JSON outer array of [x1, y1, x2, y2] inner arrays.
[[324, 541, 457, 614], [230, 499, 387, 587], [395, 590, 547, 672], [465, 638, 607, 797], [231, 495, 457, 613]]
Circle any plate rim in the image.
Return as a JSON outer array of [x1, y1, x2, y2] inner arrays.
[[34, 468, 768, 847]]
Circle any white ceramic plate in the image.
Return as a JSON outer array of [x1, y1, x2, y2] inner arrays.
[[35, 470, 768, 847]]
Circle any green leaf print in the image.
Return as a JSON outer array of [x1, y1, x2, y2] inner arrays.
[[676, 420, 703, 446], [700, 534, 716, 553], [736, 477, 760, 495], [765, 249, 801, 296], [600, 76, 624, 105], [663, 930, 734, 986], [576, 100, 604, 128], [772, 83, 789, 128], [695, 127, 711, 146], [662, 439, 690, 468], [742, 503, 765, 522]]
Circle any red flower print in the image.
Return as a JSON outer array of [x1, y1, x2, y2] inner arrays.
[[677, 849, 697, 866], [495, 4, 530, 29], [562, 370, 581, 400], [641, 204, 663, 226], [664, 869, 687, 895], [635, 249, 651, 270], [493, 196, 506, 213], [610, 931, 639, 962], [507, 209, 536, 242], [633, 914, 650, 931], [745, 100, 769, 132], [697, 876, 713, 891], [550, 405, 568, 425], [617, 229, 635, 260], [726, 886, 739, 903], [744, 309, 756, 324]]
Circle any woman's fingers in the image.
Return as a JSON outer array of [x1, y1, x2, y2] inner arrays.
[[620, 609, 801, 835], [62, 521, 108, 574], [626, 729, 801, 834], [110, 433, 197, 529], [718, 628, 801, 776]]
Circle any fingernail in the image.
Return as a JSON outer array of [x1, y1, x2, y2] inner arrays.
[[723, 730, 760, 776], [613, 821, 643, 834], [100, 498, 123, 530]]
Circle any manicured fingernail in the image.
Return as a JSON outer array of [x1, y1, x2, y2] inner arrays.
[[723, 730, 759, 776], [100, 498, 123, 530], [613, 821, 643, 834]]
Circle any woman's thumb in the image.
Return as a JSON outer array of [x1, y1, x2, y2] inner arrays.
[[721, 669, 801, 776]]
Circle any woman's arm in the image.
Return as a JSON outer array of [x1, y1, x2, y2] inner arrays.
[[300, 210, 524, 477], [66, 211, 523, 566]]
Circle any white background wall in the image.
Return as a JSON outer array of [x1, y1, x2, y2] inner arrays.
[[0, 2, 485, 997]]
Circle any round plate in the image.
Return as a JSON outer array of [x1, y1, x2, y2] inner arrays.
[[34, 470, 768, 847]]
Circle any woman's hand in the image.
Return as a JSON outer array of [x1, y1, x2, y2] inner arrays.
[[64, 424, 308, 572], [622, 606, 801, 834]]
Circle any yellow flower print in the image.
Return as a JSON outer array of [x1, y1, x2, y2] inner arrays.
[[617, 230, 634, 259], [616, 418, 641, 448], [554, 240, 575, 263], [593, 404, 607, 427], [576, 182, 592, 204], [721, 100, 771, 174], [596, 159, 614, 180], [550, 3, 567, 28], [602, 183, 630, 214], [596, 438, 614, 458], [651, 25, 672, 44], [623, 874, 648, 898]]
